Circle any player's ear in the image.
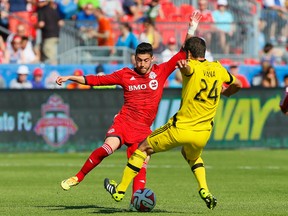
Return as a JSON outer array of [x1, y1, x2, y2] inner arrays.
[[187, 51, 192, 59]]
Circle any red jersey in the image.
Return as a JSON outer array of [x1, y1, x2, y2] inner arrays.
[[85, 50, 186, 128]]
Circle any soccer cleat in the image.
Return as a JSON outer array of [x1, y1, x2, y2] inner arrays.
[[104, 178, 125, 202], [61, 176, 79, 191], [199, 188, 217, 210]]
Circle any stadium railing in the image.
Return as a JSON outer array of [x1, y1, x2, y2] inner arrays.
[[57, 46, 134, 65], [58, 19, 258, 64]]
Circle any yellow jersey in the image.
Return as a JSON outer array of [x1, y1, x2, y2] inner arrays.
[[174, 59, 235, 130]]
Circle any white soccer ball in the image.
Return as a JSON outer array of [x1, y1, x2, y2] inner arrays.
[[131, 188, 156, 212]]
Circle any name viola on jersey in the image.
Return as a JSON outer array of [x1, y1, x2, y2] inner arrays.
[[128, 72, 159, 91], [203, 70, 215, 77]]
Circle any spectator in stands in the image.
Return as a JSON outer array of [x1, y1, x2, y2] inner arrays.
[[91, 7, 115, 56], [122, 0, 143, 21], [281, 43, 288, 64], [6, 24, 33, 53], [37, 1, 65, 64], [66, 69, 91, 89], [212, 0, 235, 54], [229, 64, 250, 88], [9, 65, 32, 89], [21, 36, 39, 64], [27, 0, 38, 43], [78, 0, 100, 10], [197, 0, 215, 49], [252, 58, 272, 87], [139, 18, 165, 54], [8, 0, 31, 36], [115, 22, 139, 50], [142, 0, 164, 22], [95, 64, 105, 76], [261, 65, 279, 88], [0, 35, 6, 64], [75, 3, 98, 44], [0, 0, 9, 38], [100, 0, 124, 20], [161, 36, 178, 62], [257, 18, 267, 54], [57, 0, 78, 20], [169, 70, 182, 88], [262, 0, 287, 45], [32, 67, 45, 89], [0, 75, 6, 88], [260, 42, 277, 66], [5, 35, 25, 64]]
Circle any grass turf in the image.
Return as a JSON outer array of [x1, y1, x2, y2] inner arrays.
[[1, 149, 288, 216]]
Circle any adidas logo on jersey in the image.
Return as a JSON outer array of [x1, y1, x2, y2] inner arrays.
[[130, 76, 136, 80]]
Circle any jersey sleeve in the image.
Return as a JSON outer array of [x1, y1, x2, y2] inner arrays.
[[223, 69, 235, 85], [85, 70, 123, 86], [159, 49, 186, 76]]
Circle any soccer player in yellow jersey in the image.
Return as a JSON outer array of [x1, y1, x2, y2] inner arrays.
[[104, 37, 242, 210]]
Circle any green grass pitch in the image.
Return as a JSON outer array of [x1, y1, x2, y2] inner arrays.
[[1, 149, 288, 216]]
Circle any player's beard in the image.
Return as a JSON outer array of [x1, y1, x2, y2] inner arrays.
[[138, 65, 151, 75], [139, 67, 148, 74]]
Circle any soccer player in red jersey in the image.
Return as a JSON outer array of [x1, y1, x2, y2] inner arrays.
[[55, 11, 202, 206]]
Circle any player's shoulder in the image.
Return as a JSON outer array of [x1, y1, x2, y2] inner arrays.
[[151, 63, 160, 71], [209, 60, 222, 66], [207, 60, 227, 70], [121, 67, 134, 71], [114, 67, 134, 74]]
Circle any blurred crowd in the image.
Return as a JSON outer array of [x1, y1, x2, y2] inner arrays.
[[0, 0, 287, 90]]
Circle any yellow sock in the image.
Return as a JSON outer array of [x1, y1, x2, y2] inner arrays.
[[117, 149, 147, 192], [190, 157, 209, 191]]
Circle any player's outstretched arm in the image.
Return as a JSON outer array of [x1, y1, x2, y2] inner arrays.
[[56, 75, 86, 86], [221, 78, 242, 97], [183, 11, 202, 43]]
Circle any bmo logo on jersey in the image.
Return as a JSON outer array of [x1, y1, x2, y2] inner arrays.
[[128, 72, 159, 91]]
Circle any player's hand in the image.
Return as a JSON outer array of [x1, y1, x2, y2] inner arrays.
[[188, 11, 202, 35], [55, 76, 69, 86], [176, 59, 188, 69]]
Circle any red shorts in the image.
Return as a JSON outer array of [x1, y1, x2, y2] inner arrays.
[[105, 115, 152, 158]]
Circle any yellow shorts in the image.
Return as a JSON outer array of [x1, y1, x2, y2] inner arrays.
[[147, 118, 212, 161]]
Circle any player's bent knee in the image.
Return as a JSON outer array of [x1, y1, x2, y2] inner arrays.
[[181, 147, 187, 159]]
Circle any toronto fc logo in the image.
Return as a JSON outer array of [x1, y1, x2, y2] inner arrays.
[[149, 71, 157, 79], [34, 94, 78, 147]]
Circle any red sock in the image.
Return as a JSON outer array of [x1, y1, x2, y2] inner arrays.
[[132, 161, 147, 194], [76, 143, 113, 182]]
